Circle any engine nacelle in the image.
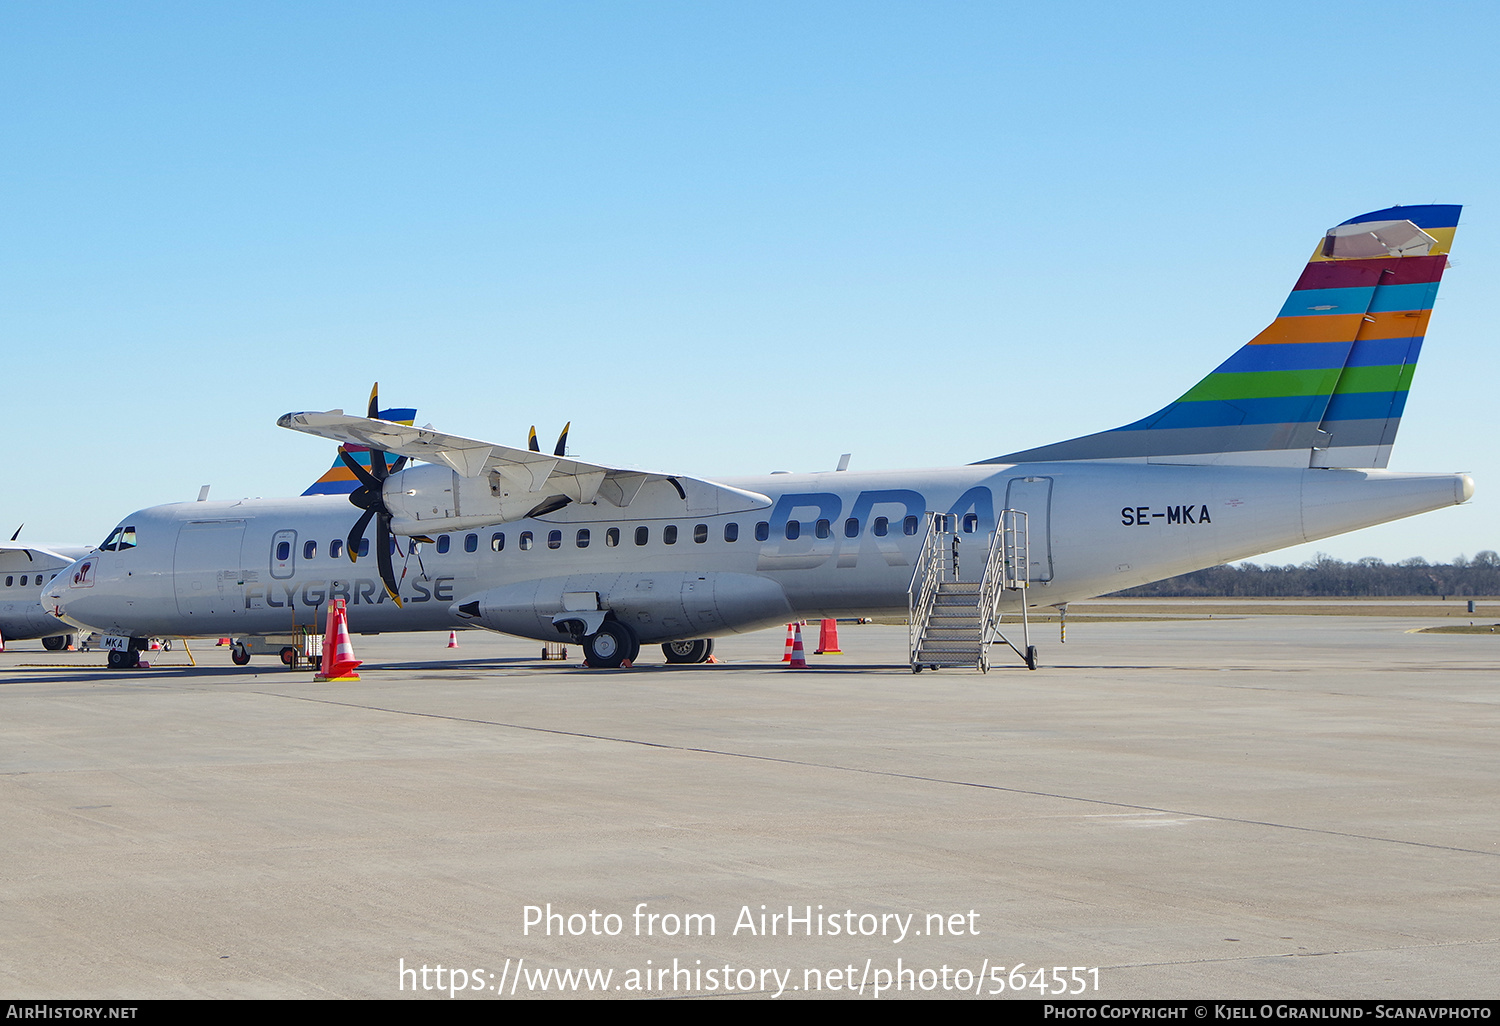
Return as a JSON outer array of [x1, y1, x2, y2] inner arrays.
[[383, 463, 769, 535], [450, 572, 794, 644]]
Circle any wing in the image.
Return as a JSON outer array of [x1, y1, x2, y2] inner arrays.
[[277, 410, 771, 529], [0, 543, 93, 572]]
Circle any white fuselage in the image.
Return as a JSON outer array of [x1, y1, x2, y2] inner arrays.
[[2, 546, 91, 641], [44, 461, 1472, 644]]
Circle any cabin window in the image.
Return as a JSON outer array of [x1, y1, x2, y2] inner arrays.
[[519, 532, 533, 551], [491, 532, 504, 552], [724, 523, 739, 543], [437, 535, 450, 554], [755, 521, 769, 541], [873, 517, 889, 537], [464, 533, 478, 553], [905, 515, 920, 536], [694, 523, 708, 543], [962, 513, 978, 534], [548, 530, 562, 550], [815, 519, 831, 539], [785, 521, 800, 541], [330, 539, 343, 559], [844, 518, 859, 538], [19, 576, 27, 586], [3, 577, 10, 587], [606, 528, 619, 547], [635, 527, 649, 546], [303, 541, 317, 559], [276, 541, 291, 561], [358, 538, 370, 557], [576, 529, 590, 548], [663, 525, 678, 545]]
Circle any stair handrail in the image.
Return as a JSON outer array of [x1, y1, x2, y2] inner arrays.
[[907, 512, 949, 667], [979, 509, 1031, 668]]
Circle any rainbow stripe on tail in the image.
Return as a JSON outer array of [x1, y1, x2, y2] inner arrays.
[[302, 406, 417, 495], [991, 205, 1460, 468]]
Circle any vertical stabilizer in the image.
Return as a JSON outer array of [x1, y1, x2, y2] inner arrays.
[[988, 205, 1460, 468]]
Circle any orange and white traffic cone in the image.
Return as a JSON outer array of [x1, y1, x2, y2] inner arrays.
[[815, 618, 842, 655], [781, 623, 796, 662], [0, 628, 5, 653], [447, 630, 459, 649], [787, 623, 808, 669], [217, 637, 230, 647], [315, 599, 362, 681]]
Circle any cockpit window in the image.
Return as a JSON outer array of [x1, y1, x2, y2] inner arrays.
[[100, 525, 138, 551]]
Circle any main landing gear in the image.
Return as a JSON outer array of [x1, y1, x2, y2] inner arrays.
[[570, 618, 715, 668], [581, 620, 640, 669], [662, 639, 714, 664]]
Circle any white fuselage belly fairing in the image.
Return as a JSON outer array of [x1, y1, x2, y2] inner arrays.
[[47, 461, 1470, 643]]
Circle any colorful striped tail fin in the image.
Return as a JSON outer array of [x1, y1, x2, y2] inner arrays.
[[301, 406, 418, 495], [989, 204, 1460, 468]]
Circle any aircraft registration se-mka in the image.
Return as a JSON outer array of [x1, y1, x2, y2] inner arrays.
[[46, 205, 1473, 669]]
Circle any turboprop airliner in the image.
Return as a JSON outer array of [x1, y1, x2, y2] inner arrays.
[[46, 205, 1474, 670], [1, 536, 92, 647], [1, 409, 422, 654]]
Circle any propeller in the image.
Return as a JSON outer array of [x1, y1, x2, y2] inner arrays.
[[528, 422, 570, 457], [341, 384, 408, 607]]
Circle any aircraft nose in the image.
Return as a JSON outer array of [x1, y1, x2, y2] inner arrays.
[[45, 556, 99, 627]]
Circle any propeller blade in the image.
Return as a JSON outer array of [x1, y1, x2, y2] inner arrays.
[[370, 445, 388, 480], [553, 422, 570, 457], [528, 426, 540, 452], [366, 382, 380, 420], [337, 447, 381, 491], [375, 515, 403, 608], [347, 508, 375, 564], [9, 523, 21, 542]]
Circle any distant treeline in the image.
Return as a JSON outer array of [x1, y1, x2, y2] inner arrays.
[[1111, 552, 1500, 598]]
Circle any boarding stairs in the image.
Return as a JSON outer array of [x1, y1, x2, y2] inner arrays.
[[908, 510, 1035, 672]]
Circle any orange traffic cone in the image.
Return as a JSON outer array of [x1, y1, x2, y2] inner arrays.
[[0, 627, 5, 653], [787, 623, 808, 669], [216, 637, 230, 647], [447, 630, 459, 648], [815, 618, 842, 655], [149, 639, 161, 651], [316, 599, 362, 681], [781, 623, 796, 662]]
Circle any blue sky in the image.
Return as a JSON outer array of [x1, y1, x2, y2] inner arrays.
[[5, 1, 1496, 565]]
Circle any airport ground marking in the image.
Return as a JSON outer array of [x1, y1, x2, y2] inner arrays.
[[251, 689, 1500, 861]]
